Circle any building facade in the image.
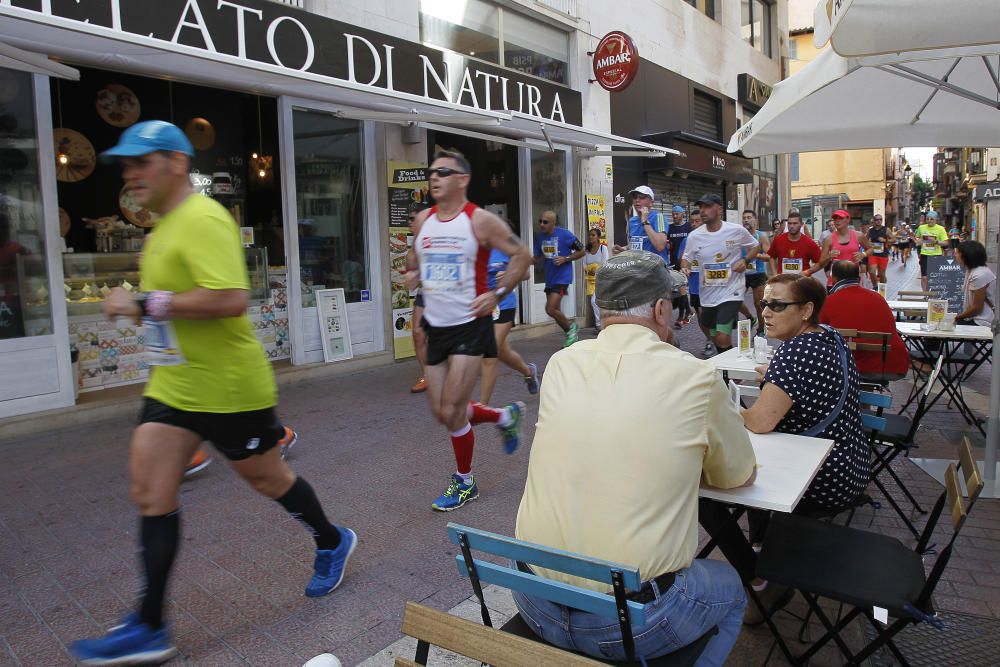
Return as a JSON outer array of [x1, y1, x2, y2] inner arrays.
[[0, 0, 788, 418]]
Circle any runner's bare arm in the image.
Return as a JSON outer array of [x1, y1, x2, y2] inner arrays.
[[404, 209, 431, 291], [470, 209, 531, 316], [102, 286, 248, 322], [818, 236, 833, 268]]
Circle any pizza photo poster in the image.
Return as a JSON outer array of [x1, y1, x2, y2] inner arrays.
[[387, 161, 428, 360]]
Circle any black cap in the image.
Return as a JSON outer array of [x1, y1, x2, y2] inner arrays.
[[594, 251, 676, 310], [697, 193, 723, 206]]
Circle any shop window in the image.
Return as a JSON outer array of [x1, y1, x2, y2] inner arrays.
[[791, 152, 800, 182], [531, 150, 567, 286], [292, 110, 367, 304], [742, 0, 774, 57], [692, 91, 721, 142], [419, 0, 569, 84], [0, 69, 50, 340], [684, 0, 719, 21], [419, 0, 501, 64]]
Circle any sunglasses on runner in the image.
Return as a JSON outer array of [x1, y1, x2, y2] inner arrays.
[[427, 167, 466, 178], [760, 300, 805, 313]]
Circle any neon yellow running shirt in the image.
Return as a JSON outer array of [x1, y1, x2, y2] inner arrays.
[[141, 194, 276, 412]]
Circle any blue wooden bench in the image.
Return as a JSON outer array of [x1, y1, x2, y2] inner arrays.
[[444, 523, 718, 666]]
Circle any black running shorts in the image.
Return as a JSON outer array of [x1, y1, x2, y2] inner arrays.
[[422, 316, 498, 366], [139, 398, 284, 461]]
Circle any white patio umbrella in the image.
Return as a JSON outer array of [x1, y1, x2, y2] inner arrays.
[[728, 0, 1000, 494]]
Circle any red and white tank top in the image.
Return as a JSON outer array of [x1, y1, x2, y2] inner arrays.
[[415, 202, 489, 327]]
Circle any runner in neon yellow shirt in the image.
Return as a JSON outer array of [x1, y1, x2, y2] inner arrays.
[[72, 121, 357, 666], [916, 210, 949, 291]]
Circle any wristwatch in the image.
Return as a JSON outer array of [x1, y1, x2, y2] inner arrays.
[[495, 286, 508, 299]]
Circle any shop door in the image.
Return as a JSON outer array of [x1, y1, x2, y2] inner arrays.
[[528, 149, 576, 324], [0, 68, 74, 417], [283, 105, 380, 364]]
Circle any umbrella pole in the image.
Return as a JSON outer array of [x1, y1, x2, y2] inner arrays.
[[986, 275, 1000, 486]]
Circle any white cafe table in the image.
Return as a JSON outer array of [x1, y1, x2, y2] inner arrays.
[[887, 300, 928, 315], [699, 431, 835, 513], [709, 347, 763, 381], [895, 321, 992, 340]]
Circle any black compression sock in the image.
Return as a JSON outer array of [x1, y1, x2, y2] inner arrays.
[[275, 477, 342, 550], [138, 511, 180, 630]]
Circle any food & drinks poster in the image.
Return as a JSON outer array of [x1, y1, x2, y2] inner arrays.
[[388, 161, 428, 359]]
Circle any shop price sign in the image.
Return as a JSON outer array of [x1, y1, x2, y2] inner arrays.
[[592, 31, 639, 92]]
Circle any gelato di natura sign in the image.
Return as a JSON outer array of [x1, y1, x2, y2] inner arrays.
[[4, 0, 582, 125]]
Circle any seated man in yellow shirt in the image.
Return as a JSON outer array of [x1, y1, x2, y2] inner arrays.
[[514, 250, 756, 665]]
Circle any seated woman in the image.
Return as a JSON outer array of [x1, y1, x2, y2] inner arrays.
[[955, 240, 995, 326], [743, 273, 870, 513], [738, 274, 871, 623]]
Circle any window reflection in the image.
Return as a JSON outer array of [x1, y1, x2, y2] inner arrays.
[[293, 110, 367, 304]]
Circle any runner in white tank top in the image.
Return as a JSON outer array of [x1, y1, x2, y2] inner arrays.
[[416, 202, 489, 327], [404, 150, 532, 512]]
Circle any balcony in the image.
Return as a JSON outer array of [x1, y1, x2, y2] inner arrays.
[[534, 0, 578, 17]]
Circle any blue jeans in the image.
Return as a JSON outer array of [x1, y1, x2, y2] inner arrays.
[[512, 559, 745, 666]]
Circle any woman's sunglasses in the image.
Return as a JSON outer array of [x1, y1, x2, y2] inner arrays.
[[427, 167, 466, 178], [760, 300, 804, 313]]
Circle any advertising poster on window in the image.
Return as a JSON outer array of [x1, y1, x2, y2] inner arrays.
[[387, 161, 428, 359], [586, 194, 607, 238], [315, 288, 354, 362]]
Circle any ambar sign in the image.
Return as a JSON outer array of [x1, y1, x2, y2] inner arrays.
[[592, 31, 638, 92]]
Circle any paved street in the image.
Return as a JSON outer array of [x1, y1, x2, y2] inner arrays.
[[2, 253, 998, 666]]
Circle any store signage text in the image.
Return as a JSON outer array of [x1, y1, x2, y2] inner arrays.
[[4, 0, 582, 125], [737, 73, 773, 113], [592, 31, 639, 92], [973, 182, 1000, 199]]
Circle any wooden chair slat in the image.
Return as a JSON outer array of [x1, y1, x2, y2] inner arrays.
[[862, 413, 887, 431], [400, 602, 605, 667], [958, 437, 984, 499], [447, 523, 642, 590], [859, 391, 893, 408], [452, 556, 648, 625], [394, 659, 422, 667], [945, 464, 966, 531]]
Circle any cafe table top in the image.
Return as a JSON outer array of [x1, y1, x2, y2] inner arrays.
[[896, 321, 992, 340], [709, 347, 764, 380], [699, 431, 835, 513]]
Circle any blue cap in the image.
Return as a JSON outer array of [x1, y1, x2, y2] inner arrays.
[[926, 210, 939, 220], [672, 205, 685, 214], [100, 120, 194, 163]]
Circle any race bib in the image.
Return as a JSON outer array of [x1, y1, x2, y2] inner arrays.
[[872, 242, 885, 254], [781, 258, 803, 274], [629, 236, 645, 251], [541, 241, 558, 258], [922, 235, 937, 248], [143, 318, 186, 366], [422, 252, 464, 291], [831, 248, 841, 258], [703, 262, 731, 286]]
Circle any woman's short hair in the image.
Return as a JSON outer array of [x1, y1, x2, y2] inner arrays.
[[767, 273, 825, 325], [957, 240, 988, 269]]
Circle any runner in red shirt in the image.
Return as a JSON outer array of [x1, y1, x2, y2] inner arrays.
[[767, 210, 822, 277]]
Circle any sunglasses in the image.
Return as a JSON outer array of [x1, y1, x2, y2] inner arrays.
[[539, 218, 553, 224], [427, 167, 466, 178], [760, 300, 805, 313]]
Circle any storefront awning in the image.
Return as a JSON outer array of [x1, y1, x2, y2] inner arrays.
[[487, 112, 677, 156], [0, 40, 78, 80]]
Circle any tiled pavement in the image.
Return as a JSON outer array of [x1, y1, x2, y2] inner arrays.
[[2, 253, 998, 666]]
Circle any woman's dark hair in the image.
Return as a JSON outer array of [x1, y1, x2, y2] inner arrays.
[[767, 273, 825, 325], [957, 240, 987, 269]]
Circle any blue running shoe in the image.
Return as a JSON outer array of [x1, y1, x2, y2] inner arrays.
[[70, 613, 176, 665], [305, 526, 358, 598], [431, 474, 479, 512], [524, 362, 539, 395], [499, 401, 526, 454]]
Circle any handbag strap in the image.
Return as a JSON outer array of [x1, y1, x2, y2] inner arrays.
[[801, 325, 851, 437]]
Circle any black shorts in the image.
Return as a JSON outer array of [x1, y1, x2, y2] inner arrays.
[[422, 316, 498, 366], [544, 284, 569, 296], [919, 253, 930, 275], [413, 293, 424, 308], [139, 398, 284, 461], [690, 293, 701, 310], [745, 273, 768, 290], [700, 301, 742, 334], [494, 308, 516, 325]]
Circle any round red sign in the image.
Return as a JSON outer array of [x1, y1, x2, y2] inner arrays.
[[592, 31, 639, 92]]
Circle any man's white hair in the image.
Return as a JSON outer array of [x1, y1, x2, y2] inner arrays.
[[599, 302, 654, 320]]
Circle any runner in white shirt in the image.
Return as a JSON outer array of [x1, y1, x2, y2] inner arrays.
[[681, 194, 759, 353]]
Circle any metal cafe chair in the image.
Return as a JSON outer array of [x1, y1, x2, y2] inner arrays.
[[865, 356, 945, 539], [752, 437, 984, 667]]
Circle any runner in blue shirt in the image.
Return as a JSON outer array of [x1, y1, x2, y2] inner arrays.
[[480, 245, 539, 404], [613, 185, 670, 266], [534, 210, 584, 347], [680, 210, 714, 355]]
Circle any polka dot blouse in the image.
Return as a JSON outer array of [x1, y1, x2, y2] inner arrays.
[[763, 328, 871, 509]]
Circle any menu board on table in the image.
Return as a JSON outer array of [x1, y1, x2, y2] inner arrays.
[[387, 161, 428, 359], [926, 256, 964, 311]]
